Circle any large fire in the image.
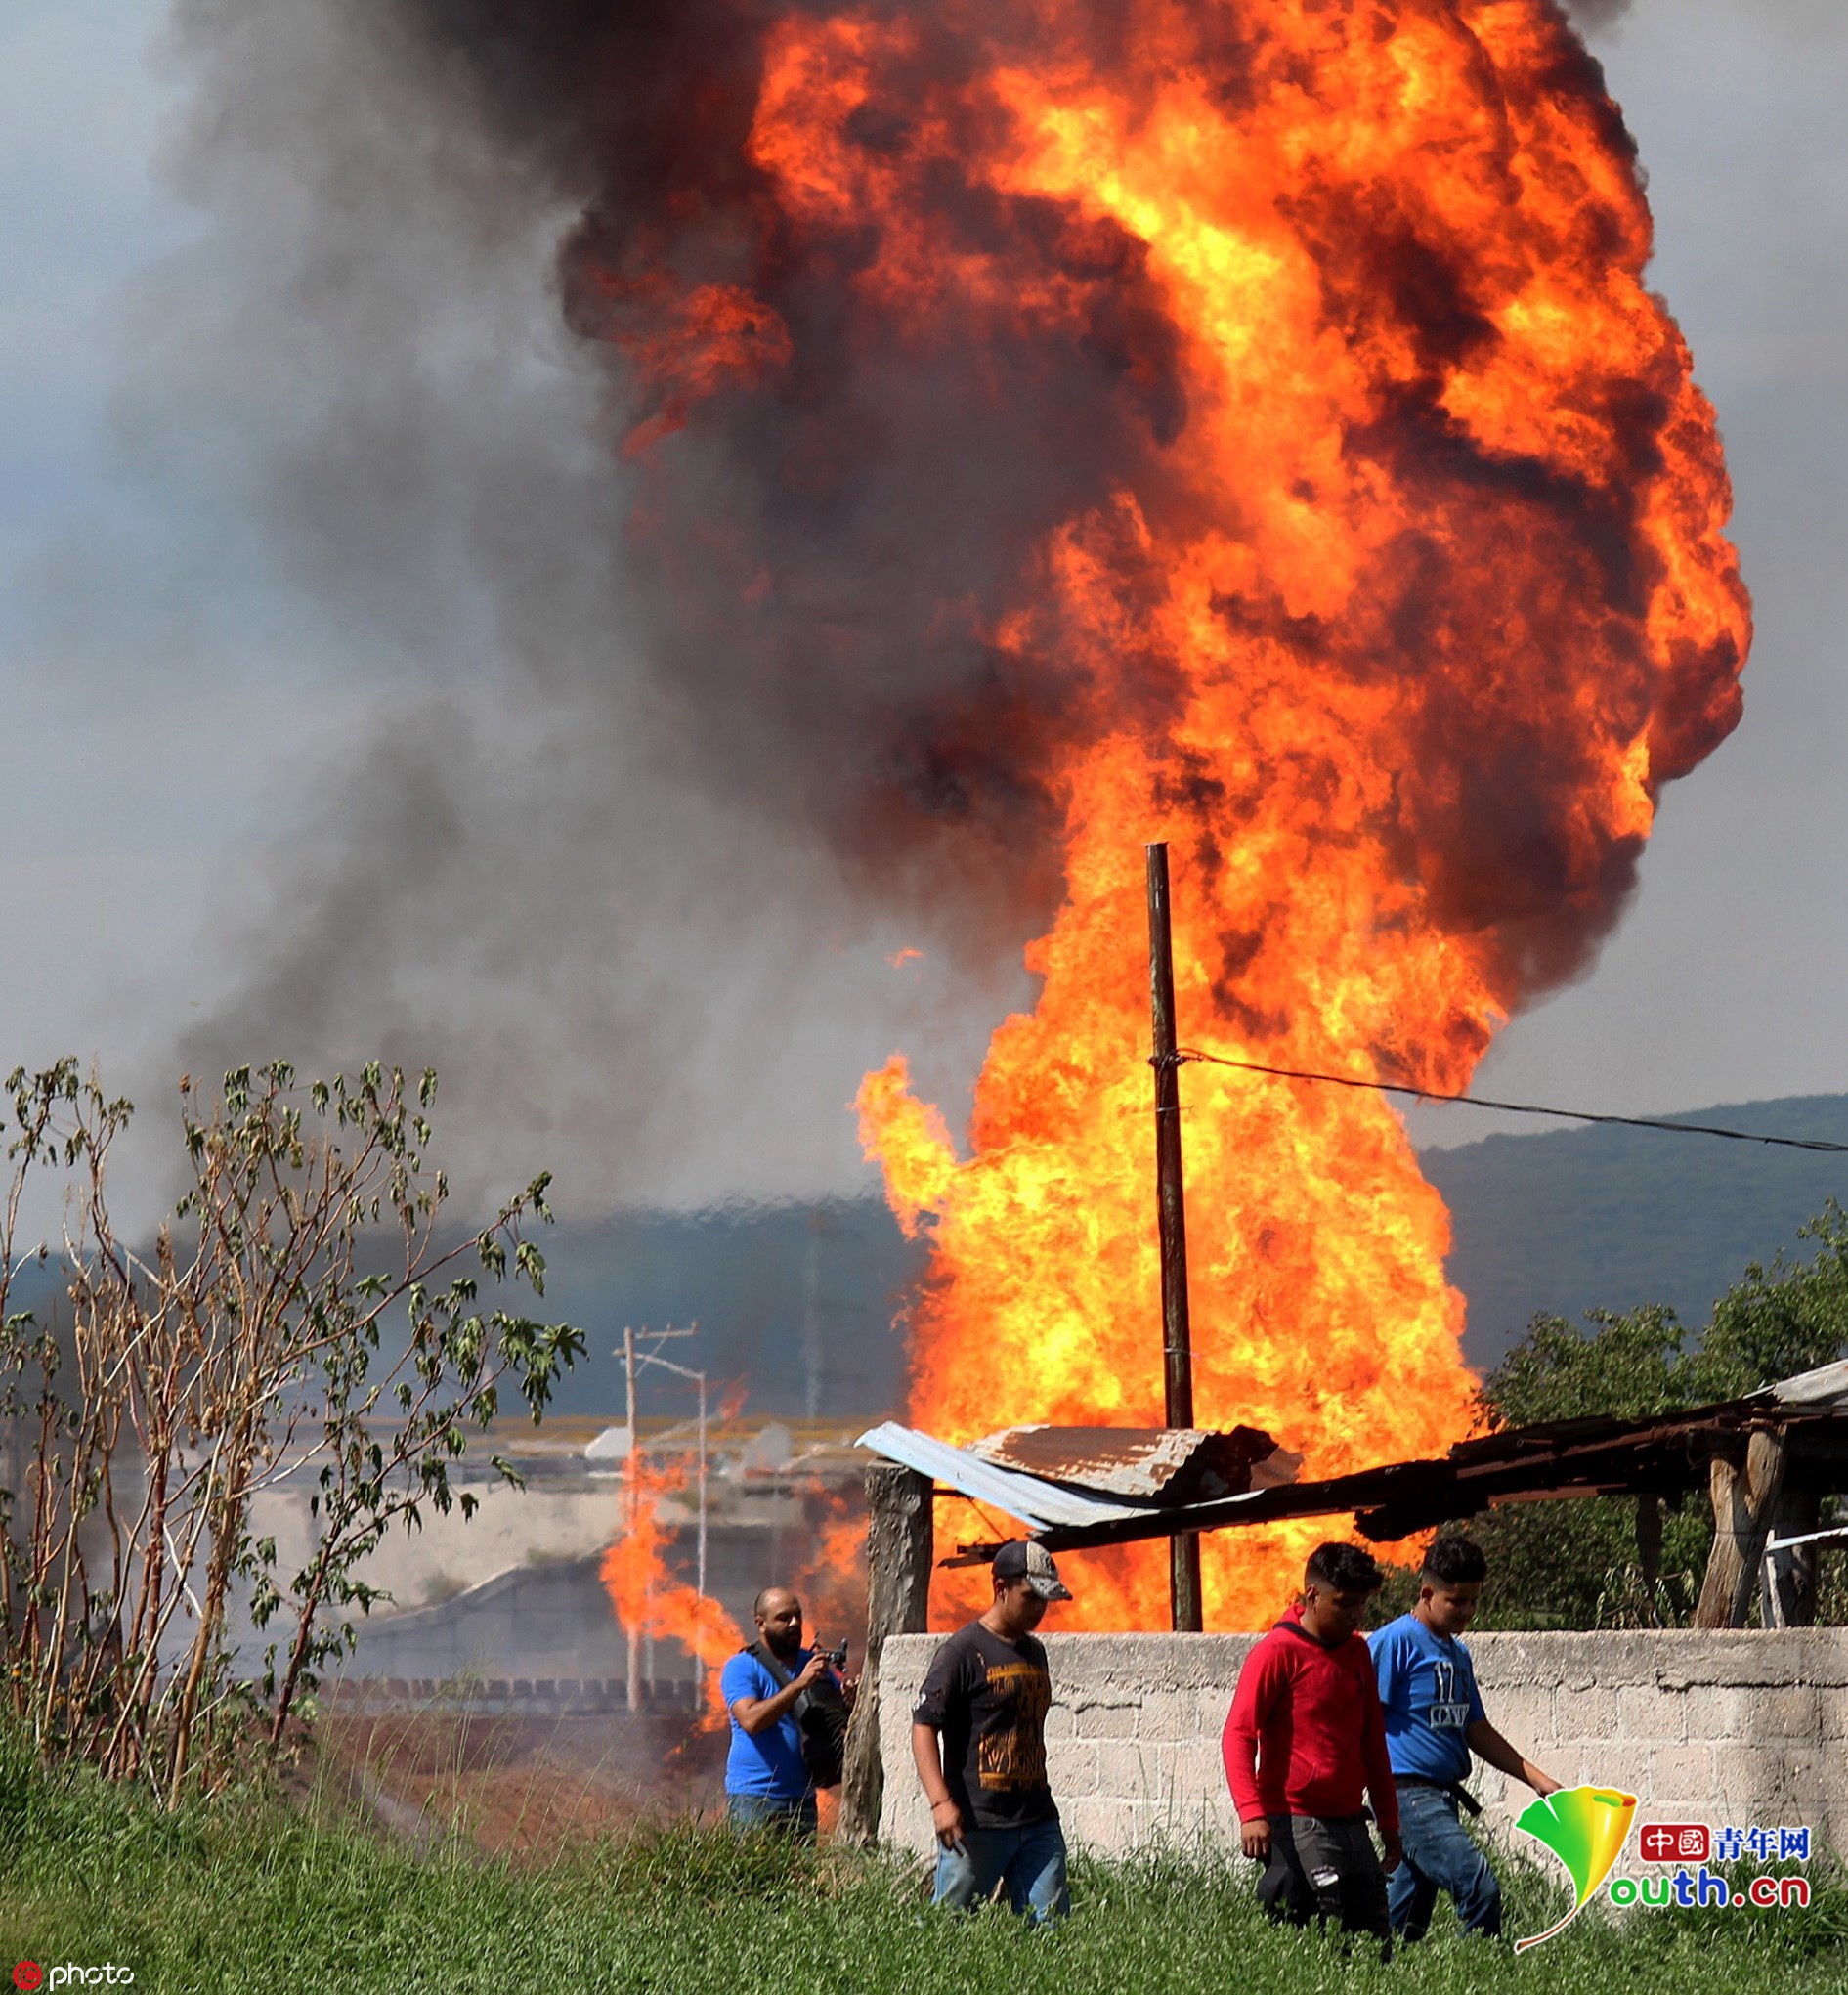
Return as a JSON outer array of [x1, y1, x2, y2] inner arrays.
[[570, 2, 1748, 1629]]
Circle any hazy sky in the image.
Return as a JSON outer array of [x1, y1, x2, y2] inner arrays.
[[3, 0, 1846, 1216]]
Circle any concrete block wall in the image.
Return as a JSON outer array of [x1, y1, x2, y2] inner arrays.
[[877, 1629, 1848, 1857]]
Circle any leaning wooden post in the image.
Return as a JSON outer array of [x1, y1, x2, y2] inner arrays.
[[838, 1461, 932, 1845], [1695, 1426, 1788, 1628], [1763, 1479, 1821, 1629]]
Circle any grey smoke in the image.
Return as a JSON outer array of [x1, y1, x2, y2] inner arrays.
[[126, 0, 1728, 1216], [144, 0, 1038, 1214]]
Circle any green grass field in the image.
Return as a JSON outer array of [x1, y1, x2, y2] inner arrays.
[[4, 1733, 1845, 1995]]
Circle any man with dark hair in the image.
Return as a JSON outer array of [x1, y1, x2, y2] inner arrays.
[[911, 1539, 1072, 1924], [1370, 1534, 1559, 1941], [719, 1586, 849, 1839], [1224, 1541, 1400, 1953]]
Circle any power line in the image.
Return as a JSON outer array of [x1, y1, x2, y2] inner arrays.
[[1173, 1049, 1848, 1155]]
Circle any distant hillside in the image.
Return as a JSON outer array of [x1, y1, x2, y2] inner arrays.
[[548, 1093, 1848, 1410], [7, 1094, 1844, 1421], [534, 1199, 924, 1421], [1423, 1092, 1848, 1367]]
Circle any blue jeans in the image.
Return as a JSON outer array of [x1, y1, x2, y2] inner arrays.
[[1389, 1783, 1501, 1939], [725, 1791, 818, 1841], [932, 1817, 1070, 1924]]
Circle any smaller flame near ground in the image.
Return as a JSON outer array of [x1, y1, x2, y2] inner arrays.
[[599, 1453, 742, 1729], [788, 1493, 872, 1658]]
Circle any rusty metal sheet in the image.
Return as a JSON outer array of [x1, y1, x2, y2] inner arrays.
[[966, 1424, 1299, 1504]]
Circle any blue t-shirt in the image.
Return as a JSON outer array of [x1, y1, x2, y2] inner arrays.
[[1369, 1613, 1486, 1783], [720, 1646, 814, 1800]]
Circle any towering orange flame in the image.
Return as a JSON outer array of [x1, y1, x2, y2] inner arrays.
[[564, 0, 1748, 1629], [786, 1, 1744, 1628]]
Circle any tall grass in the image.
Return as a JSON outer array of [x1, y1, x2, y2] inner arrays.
[[2, 1728, 1843, 1994]]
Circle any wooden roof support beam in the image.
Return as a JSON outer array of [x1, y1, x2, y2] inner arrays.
[[1695, 1428, 1787, 1629]]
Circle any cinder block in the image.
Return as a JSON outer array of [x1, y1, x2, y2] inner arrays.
[[1095, 1740, 1156, 1801], [1821, 1692, 1848, 1743], [1488, 1689, 1556, 1753], [1649, 1744, 1714, 1800], [1618, 1683, 1685, 1743], [1557, 1685, 1620, 1742], [1780, 1744, 1826, 1802], [1470, 1766, 1515, 1813], [1136, 1688, 1210, 1742], [1159, 1740, 1227, 1800], [1044, 1741, 1099, 1799], [1055, 1799, 1100, 1852], [1753, 1687, 1820, 1741], [1044, 1702, 1076, 1740], [1709, 1740, 1784, 1810], [1682, 1685, 1754, 1741], [1143, 1795, 1239, 1858], [1069, 1695, 1140, 1740], [1063, 1797, 1148, 1854]]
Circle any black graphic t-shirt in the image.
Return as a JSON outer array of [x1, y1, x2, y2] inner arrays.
[[912, 1621, 1057, 1829]]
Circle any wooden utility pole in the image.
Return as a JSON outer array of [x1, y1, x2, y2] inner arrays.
[[1146, 842, 1203, 1632], [838, 1462, 933, 1845]]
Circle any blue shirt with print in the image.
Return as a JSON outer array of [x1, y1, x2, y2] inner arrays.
[[720, 1646, 814, 1800], [1369, 1613, 1487, 1783]]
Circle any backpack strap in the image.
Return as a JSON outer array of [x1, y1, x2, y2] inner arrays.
[[748, 1640, 803, 1708]]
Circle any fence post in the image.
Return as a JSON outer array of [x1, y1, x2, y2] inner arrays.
[[838, 1462, 932, 1844]]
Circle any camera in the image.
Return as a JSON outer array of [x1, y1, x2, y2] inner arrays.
[[822, 1637, 848, 1671]]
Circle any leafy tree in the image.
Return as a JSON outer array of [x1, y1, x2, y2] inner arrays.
[[1429, 1207, 1848, 1630], [0, 1058, 584, 1801], [1694, 1205, 1848, 1401]]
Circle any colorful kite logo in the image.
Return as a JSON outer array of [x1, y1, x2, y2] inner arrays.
[[1513, 1784, 1639, 1950]]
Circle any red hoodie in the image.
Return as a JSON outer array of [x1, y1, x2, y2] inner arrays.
[[1222, 1608, 1398, 1832]]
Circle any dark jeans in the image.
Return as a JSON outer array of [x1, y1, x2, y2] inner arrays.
[[1390, 1782, 1501, 1939], [932, 1817, 1070, 1925], [725, 1791, 818, 1841], [1258, 1814, 1391, 1955]]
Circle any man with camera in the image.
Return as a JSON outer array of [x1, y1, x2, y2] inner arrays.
[[720, 1586, 853, 1839]]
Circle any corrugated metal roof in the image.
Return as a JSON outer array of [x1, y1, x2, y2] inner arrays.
[[1770, 1359, 1848, 1408], [854, 1421, 1275, 1533], [854, 1422, 1142, 1528], [967, 1423, 1299, 1501]]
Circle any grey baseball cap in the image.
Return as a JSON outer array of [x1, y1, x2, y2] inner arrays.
[[993, 1539, 1072, 1600]]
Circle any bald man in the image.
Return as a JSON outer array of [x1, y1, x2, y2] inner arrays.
[[719, 1587, 839, 1838]]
